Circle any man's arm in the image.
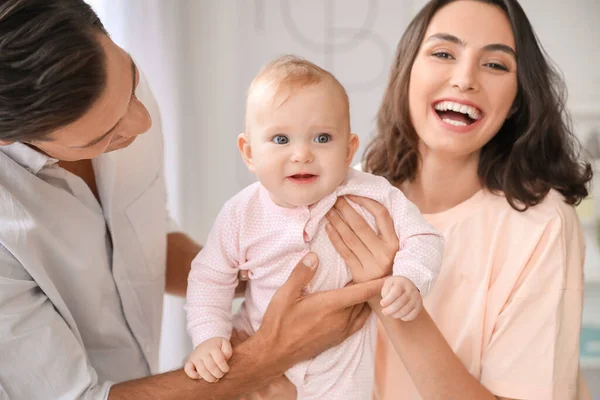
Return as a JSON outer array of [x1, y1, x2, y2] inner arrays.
[[166, 231, 247, 297], [110, 252, 383, 399], [165, 232, 200, 296], [109, 332, 285, 400]]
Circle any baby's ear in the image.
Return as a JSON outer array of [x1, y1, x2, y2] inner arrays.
[[346, 134, 360, 166], [237, 133, 255, 173], [0, 139, 15, 146]]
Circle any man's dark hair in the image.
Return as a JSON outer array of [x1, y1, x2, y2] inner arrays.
[[0, 0, 108, 142]]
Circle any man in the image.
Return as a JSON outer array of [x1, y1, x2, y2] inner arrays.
[[0, 1, 382, 398]]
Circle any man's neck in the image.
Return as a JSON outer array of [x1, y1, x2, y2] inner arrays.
[[400, 151, 482, 214], [58, 159, 100, 202]]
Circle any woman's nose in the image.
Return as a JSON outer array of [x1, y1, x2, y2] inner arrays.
[[450, 59, 479, 93]]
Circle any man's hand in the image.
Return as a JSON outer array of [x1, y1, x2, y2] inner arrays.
[[109, 253, 383, 400], [232, 330, 297, 400], [255, 252, 385, 368]]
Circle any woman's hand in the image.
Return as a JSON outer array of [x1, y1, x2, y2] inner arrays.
[[326, 195, 399, 283]]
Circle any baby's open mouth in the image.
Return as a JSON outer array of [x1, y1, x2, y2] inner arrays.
[[288, 174, 318, 183], [291, 174, 315, 179], [433, 100, 483, 127]]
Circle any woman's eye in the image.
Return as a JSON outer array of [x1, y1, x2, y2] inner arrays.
[[272, 135, 289, 145], [432, 51, 454, 60], [314, 134, 331, 143], [485, 62, 509, 71]]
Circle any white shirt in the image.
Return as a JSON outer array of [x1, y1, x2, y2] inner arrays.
[[0, 73, 168, 400]]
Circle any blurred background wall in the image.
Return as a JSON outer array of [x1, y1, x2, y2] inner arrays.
[[86, 0, 600, 394]]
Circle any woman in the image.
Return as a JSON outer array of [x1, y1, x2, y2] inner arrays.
[[325, 0, 592, 399]]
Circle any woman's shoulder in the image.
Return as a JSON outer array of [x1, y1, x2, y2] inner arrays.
[[480, 189, 584, 272], [428, 188, 578, 237], [484, 188, 579, 229]]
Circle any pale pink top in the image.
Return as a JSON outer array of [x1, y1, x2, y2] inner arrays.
[[185, 169, 444, 346], [375, 189, 591, 400]]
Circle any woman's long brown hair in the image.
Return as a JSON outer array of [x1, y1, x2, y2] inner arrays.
[[364, 0, 592, 210]]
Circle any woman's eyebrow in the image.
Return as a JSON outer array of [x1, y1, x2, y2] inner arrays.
[[425, 33, 516, 58]]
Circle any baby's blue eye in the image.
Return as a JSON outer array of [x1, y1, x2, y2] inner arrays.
[[314, 134, 331, 143], [272, 135, 289, 145]]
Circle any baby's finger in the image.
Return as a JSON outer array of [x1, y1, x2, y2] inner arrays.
[[211, 349, 231, 374], [184, 361, 201, 380], [400, 305, 421, 322], [381, 281, 404, 307], [380, 278, 394, 300], [381, 294, 409, 316], [391, 299, 416, 319], [381, 287, 404, 307], [203, 356, 225, 380], [196, 363, 218, 383], [221, 339, 233, 360]]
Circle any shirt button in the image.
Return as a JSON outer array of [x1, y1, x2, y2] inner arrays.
[[144, 344, 151, 354]]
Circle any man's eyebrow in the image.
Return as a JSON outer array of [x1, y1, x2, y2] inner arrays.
[[424, 33, 516, 58], [76, 54, 137, 148]]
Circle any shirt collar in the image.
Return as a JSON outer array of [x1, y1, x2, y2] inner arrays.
[[0, 142, 58, 174]]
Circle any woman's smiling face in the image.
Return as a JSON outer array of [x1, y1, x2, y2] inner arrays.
[[408, 0, 518, 160]]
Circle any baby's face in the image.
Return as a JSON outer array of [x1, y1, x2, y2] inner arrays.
[[241, 81, 358, 208]]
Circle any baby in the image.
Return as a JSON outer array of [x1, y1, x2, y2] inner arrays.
[[184, 55, 444, 399]]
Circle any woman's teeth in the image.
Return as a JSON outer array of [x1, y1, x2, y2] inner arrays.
[[443, 119, 468, 127], [434, 101, 482, 120]]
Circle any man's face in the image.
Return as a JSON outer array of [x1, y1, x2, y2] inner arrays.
[[14, 34, 152, 161]]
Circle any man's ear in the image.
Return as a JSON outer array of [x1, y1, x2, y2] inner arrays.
[[0, 139, 15, 146], [346, 134, 360, 166], [237, 133, 255, 173]]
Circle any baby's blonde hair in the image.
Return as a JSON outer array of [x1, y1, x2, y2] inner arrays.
[[245, 55, 350, 132]]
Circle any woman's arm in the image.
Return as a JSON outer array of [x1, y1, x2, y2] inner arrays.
[[109, 253, 383, 400], [370, 298, 502, 400], [326, 197, 505, 400]]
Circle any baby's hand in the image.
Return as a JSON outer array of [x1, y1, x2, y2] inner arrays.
[[380, 276, 423, 321], [184, 337, 233, 382]]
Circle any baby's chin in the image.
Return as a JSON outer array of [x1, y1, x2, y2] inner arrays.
[[289, 198, 324, 209], [278, 197, 316, 209]]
